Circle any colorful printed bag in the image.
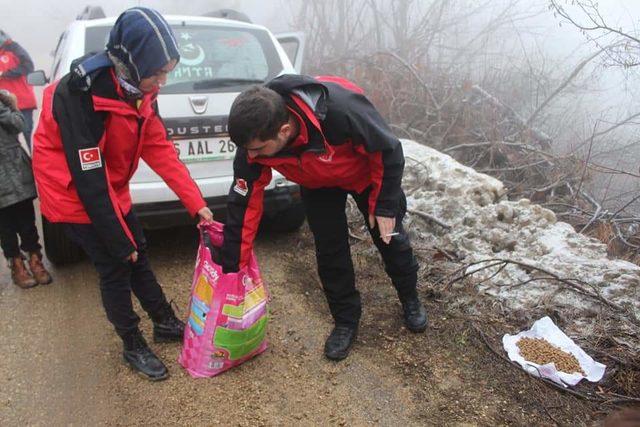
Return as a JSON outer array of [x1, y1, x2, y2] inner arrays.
[[179, 221, 268, 378]]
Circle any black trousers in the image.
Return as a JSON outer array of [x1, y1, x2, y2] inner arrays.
[[64, 212, 168, 338], [0, 198, 41, 259], [301, 187, 419, 327]]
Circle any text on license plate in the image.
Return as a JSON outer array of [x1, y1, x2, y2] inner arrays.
[[173, 138, 236, 163]]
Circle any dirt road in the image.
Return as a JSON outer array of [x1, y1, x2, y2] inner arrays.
[[0, 222, 595, 425]]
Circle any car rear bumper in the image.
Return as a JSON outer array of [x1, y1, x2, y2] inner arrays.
[[132, 184, 302, 229]]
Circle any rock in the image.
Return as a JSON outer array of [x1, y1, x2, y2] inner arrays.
[[496, 203, 514, 223]]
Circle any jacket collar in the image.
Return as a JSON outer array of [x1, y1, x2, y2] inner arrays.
[[285, 94, 326, 152], [91, 68, 157, 117], [266, 74, 328, 120]]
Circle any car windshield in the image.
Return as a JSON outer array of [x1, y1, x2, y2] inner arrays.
[[85, 24, 283, 93]]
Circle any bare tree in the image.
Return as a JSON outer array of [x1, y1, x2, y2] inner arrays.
[[288, 0, 640, 260], [549, 0, 640, 68]]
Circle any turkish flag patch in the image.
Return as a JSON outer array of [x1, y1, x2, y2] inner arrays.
[[78, 147, 102, 171], [233, 178, 248, 196]]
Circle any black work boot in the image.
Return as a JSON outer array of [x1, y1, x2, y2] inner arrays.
[[122, 330, 168, 381], [401, 296, 428, 332], [324, 325, 358, 361], [151, 303, 185, 343]]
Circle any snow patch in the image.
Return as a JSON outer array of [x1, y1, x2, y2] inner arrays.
[[401, 139, 640, 315]]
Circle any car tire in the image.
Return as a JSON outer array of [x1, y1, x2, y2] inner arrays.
[[42, 216, 84, 265], [261, 203, 306, 233]]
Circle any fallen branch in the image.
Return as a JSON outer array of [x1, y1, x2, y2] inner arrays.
[[441, 258, 640, 327], [612, 222, 640, 251], [348, 229, 367, 242], [579, 197, 602, 234], [407, 208, 452, 230], [468, 84, 552, 147]]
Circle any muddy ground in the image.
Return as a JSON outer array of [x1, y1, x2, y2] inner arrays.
[[0, 219, 609, 425]]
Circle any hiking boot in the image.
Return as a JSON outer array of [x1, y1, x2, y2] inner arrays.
[[122, 329, 168, 381], [9, 256, 37, 289], [401, 297, 428, 332], [28, 251, 53, 285], [324, 325, 358, 361], [151, 302, 185, 343]]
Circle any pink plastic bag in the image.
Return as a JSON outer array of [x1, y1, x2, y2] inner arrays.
[[179, 221, 268, 378]]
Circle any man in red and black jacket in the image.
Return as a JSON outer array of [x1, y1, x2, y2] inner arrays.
[[32, 8, 213, 381], [0, 30, 37, 149], [222, 74, 427, 361]]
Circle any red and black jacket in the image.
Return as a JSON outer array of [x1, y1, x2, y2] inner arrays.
[[32, 67, 206, 260], [222, 74, 405, 272], [0, 40, 37, 110]]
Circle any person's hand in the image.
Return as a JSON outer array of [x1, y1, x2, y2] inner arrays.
[[6, 92, 18, 110], [198, 206, 214, 223], [368, 214, 396, 244], [127, 251, 138, 263], [0, 90, 17, 110]]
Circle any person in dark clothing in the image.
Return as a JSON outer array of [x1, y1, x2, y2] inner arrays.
[[0, 89, 52, 288], [32, 8, 213, 381], [0, 31, 37, 149], [221, 75, 428, 361]]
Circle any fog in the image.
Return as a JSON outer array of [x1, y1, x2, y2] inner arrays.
[[2, 0, 639, 110], [0, 0, 292, 70], [4, 0, 637, 108], [3, 0, 640, 214]]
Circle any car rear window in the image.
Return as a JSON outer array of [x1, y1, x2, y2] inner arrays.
[[85, 23, 282, 93]]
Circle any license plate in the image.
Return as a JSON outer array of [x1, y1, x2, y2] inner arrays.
[[173, 138, 236, 163]]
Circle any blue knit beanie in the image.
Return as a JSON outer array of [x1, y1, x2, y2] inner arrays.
[[107, 7, 180, 84]]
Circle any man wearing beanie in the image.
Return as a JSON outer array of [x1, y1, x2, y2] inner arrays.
[[32, 8, 213, 381]]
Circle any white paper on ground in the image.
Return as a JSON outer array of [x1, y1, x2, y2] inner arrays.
[[502, 316, 606, 387]]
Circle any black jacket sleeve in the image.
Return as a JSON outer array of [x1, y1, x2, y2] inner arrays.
[[345, 91, 405, 217], [221, 148, 271, 273], [52, 79, 136, 260], [2, 42, 34, 78]]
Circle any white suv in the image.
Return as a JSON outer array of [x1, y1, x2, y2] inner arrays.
[[30, 9, 306, 264]]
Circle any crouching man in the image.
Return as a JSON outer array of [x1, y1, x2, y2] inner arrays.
[[32, 8, 213, 380], [221, 75, 427, 361]]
